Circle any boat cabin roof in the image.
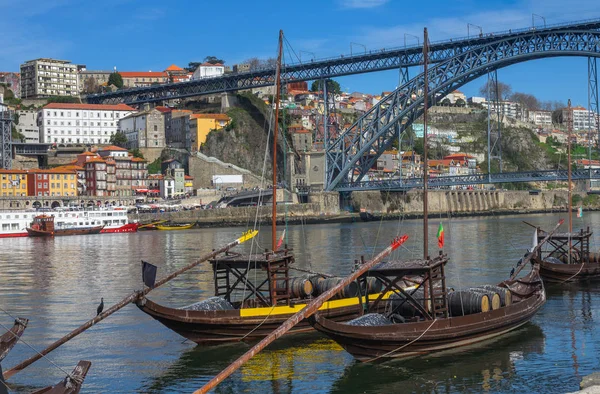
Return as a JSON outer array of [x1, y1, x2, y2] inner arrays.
[[538, 229, 592, 240], [210, 249, 294, 270]]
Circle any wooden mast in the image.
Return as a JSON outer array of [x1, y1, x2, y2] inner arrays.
[[272, 30, 284, 251], [567, 98, 572, 263], [423, 27, 429, 259]]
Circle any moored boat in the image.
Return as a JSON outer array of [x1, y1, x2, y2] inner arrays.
[[156, 223, 194, 230], [31, 360, 92, 394], [26, 214, 105, 237], [136, 248, 389, 344], [310, 255, 546, 362], [0, 318, 28, 363]]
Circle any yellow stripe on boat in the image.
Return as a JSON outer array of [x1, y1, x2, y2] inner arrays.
[[237, 229, 259, 244], [239, 291, 400, 317]]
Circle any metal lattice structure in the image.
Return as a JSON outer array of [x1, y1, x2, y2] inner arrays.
[[0, 109, 12, 170], [590, 57, 600, 151], [326, 29, 600, 191], [87, 19, 600, 105], [334, 168, 600, 191], [487, 70, 503, 173]]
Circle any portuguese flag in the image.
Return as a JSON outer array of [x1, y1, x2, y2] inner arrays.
[[437, 222, 444, 248]]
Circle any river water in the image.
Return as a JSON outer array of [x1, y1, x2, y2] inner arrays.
[[1, 212, 600, 393]]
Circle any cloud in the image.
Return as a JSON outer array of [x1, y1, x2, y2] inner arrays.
[[338, 0, 389, 9]]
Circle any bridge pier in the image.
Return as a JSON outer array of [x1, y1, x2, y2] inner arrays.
[[221, 92, 238, 112]]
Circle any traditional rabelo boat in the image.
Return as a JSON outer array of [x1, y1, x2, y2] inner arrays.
[[26, 214, 104, 237], [138, 220, 167, 231], [309, 28, 547, 363], [136, 31, 390, 344], [532, 100, 600, 282], [30, 360, 92, 394], [310, 254, 546, 361], [155, 223, 194, 231]]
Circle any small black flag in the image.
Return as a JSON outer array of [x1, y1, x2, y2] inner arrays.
[[142, 260, 157, 289]]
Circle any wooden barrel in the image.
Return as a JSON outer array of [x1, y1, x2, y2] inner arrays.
[[448, 290, 489, 316], [306, 275, 325, 291], [389, 291, 422, 318], [362, 277, 383, 295], [316, 277, 359, 299], [470, 288, 501, 310], [276, 278, 314, 298], [479, 285, 512, 307]]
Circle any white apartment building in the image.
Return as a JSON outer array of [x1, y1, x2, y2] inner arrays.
[[484, 101, 524, 120], [192, 63, 225, 80], [562, 106, 599, 131], [528, 110, 553, 127], [39, 103, 135, 145], [16, 110, 40, 143], [20, 58, 79, 98]]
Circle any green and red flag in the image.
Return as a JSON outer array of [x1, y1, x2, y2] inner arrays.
[[437, 222, 444, 248]]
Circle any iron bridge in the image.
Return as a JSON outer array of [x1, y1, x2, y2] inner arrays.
[[334, 169, 600, 192], [87, 19, 600, 105]]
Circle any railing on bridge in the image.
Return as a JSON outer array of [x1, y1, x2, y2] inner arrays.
[[333, 169, 600, 192]]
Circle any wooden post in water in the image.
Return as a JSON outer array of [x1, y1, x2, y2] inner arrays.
[[194, 235, 409, 394], [3, 231, 257, 380]]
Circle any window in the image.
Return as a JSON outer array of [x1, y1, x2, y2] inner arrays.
[[76, 112, 79, 117], [60, 112, 64, 117], [37, 182, 41, 188], [154, 125, 158, 131]]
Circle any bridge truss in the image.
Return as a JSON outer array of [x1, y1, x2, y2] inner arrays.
[[87, 19, 600, 105], [0, 110, 12, 169], [325, 28, 600, 191]]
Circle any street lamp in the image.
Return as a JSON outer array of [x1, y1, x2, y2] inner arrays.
[[350, 42, 366, 56], [404, 33, 420, 48], [532, 13, 546, 28], [467, 23, 483, 39], [299, 51, 315, 62]]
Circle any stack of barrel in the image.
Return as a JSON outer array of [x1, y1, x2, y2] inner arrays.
[[276, 275, 384, 300], [447, 285, 511, 317]]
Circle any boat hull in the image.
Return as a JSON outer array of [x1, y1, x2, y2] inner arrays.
[[311, 291, 545, 362], [26, 228, 53, 237], [101, 222, 139, 233], [137, 296, 370, 344], [539, 260, 600, 282], [156, 223, 194, 230], [55, 225, 104, 236]]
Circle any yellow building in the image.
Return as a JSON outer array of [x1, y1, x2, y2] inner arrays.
[[190, 113, 231, 151], [49, 169, 78, 197], [0, 170, 28, 197]]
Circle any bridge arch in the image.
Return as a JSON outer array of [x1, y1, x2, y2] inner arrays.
[[326, 29, 600, 190]]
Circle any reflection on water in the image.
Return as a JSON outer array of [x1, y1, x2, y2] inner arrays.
[[1, 212, 600, 392]]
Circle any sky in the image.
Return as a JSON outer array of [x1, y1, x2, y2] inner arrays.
[[1, 0, 599, 106]]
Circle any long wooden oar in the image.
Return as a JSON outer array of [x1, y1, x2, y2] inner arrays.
[[194, 234, 408, 394], [509, 219, 564, 281], [3, 230, 258, 380]]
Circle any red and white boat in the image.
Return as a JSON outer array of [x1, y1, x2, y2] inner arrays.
[[0, 206, 138, 238]]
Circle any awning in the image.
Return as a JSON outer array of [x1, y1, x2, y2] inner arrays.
[[149, 189, 160, 193]]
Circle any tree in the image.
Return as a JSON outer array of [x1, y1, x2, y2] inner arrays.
[[243, 57, 277, 70], [83, 76, 99, 94], [108, 72, 124, 89], [441, 98, 451, 106], [510, 92, 540, 110], [109, 131, 128, 147], [47, 96, 80, 104], [455, 98, 466, 107], [310, 79, 341, 94], [204, 56, 225, 65], [129, 148, 144, 159], [479, 80, 512, 101], [552, 109, 564, 125]]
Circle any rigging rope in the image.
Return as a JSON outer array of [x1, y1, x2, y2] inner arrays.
[[0, 309, 75, 380], [364, 318, 438, 362]]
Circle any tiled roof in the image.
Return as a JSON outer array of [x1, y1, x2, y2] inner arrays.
[[155, 106, 172, 113], [85, 157, 107, 164], [184, 175, 194, 180], [0, 169, 26, 174], [44, 103, 136, 111], [131, 157, 146, 162], [165, 64, 184, 71], [100, 145, 128, 151]]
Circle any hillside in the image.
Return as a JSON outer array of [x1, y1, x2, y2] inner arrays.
[[200, 93, 293, 182]]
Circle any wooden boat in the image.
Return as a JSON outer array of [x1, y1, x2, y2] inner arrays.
[[0, 318, 28, 363], [156, 223, 194, 231], [139, 220, 167, 231], [31, 360, 91, 394], [534, 227, 600, 282], [310, 255, 546, 362], [26, 215, 104, 237], [136, 248, 389, 344]]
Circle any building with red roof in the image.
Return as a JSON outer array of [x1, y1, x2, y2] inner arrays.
[[40, 103, 136, 145]]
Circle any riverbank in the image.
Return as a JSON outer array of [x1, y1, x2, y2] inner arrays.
[[132, 190, 594, 228]]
